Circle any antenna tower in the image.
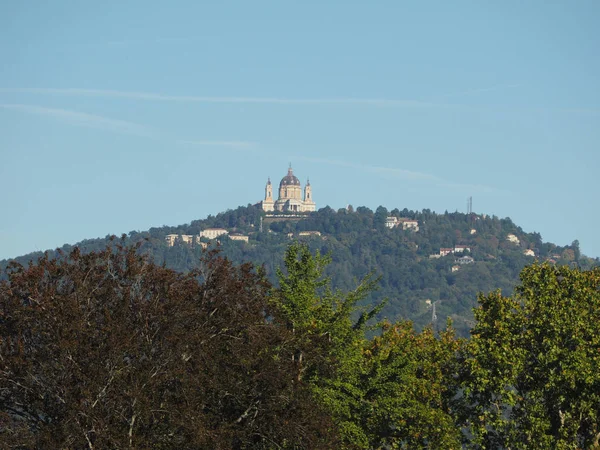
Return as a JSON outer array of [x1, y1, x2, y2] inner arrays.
[[431, 300, 440, 324], [467, 196, 473, 215]]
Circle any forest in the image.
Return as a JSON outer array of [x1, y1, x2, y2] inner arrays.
[[1, 241, 600, 449], [3, 204, 595, 338]]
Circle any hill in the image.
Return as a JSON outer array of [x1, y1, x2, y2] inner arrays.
[[2, 204, 596, 337]]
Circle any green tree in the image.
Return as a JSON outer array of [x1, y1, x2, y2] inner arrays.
[[462, 264, 600, 449], [360, 321, 463, 448], [273, 243, 463, 449], [274, 243, 381, 448]]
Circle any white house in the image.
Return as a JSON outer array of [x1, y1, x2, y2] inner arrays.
[[400, 219, 419, 231], [506, 234, 520, 244], [385, 217, 419, 231], [200, 228, 229, 239], [385, 216, 399, 229], [166, 234, 207, 248], [165, 234, 179, 247]]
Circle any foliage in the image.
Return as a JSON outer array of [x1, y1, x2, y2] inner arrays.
[[360, 321, 462, 448], [0, 241, 337, 449], [273, 243, 463, 449], [3, 237, 600, 449], [2, 205, 597, 338], [462, 264, 600, 449]]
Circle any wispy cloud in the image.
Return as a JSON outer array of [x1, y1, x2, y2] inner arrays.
[[179, 140, 257, 149], [2, 87, 597, 115], [0, 104, 155, 137], [0, 88, 460, 108], [295, 155, 505, 193], [437, 83, 522, 99], [296, 156, 439, 182], [107, 37, 196, 46]]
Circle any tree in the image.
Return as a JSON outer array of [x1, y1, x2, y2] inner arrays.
[[0, 241, 337, 449], [273, 243, 381, 448], [359, 321, 463, 448], [462, 263, 600, 449], [374, 206, 389, 229], [273, 243, 463, 449]]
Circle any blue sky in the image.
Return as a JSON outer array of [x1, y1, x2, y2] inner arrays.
[[1, 1, 599, 260]]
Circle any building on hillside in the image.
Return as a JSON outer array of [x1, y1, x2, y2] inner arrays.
[[524, 248, 536, 257], [440, 248, 454, 257], [451, 265, 461, 272], [180, 235, 194, 245], [165, 234, 179, 246], [454, 245, 471, 253], [229, 234, 249, 242], [385, 216, 399, 228], [456, 255, 474, 265], [200, 228, 229, 239], [165, 234, 207, 249], [470, 228, 477, 235], [400, 219, 419, 231], [261, 166, 316, 213], [506, 233, 520, 244], [385, 217, 419, 231], [298, 231, 322, 237]]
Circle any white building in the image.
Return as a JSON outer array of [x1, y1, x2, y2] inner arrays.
[[385, 217, 419, 231], [400, 219, 419, 231], [229, 234, 249, 242], [506, 234, 520, 244], [165, 234, 179, 247], [165, 234, 207, 248], [456, 256, 475, 265], [261, 166, 315, 213], [385, 216, 399, 229], [200, 228, 229, 239], [298, 231, 322, 237]]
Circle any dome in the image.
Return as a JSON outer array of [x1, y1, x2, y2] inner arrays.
[[279, 166, 300, 187]]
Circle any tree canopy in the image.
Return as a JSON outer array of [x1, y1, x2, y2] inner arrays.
[[0, 242, 336, 449], [2, 241, 600, 449], [462, 264, 600, 449]]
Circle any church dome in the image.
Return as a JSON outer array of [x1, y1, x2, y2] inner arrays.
[[279, 166, 300, 187]]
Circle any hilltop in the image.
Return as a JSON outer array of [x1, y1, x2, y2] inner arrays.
[[2, 204, 596, 337]]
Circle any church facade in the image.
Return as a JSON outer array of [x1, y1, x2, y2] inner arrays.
[[261, 166, 316, 213]]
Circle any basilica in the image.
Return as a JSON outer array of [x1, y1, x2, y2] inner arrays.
[[261, 166, 316, 213]]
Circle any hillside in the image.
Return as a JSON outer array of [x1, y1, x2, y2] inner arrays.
[[2, 204, 596, 337]]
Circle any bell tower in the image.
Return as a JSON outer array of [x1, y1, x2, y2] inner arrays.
[[303, 178, 316, 211], [265, 177, 273, 201], [262, 177, 275, 211]]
